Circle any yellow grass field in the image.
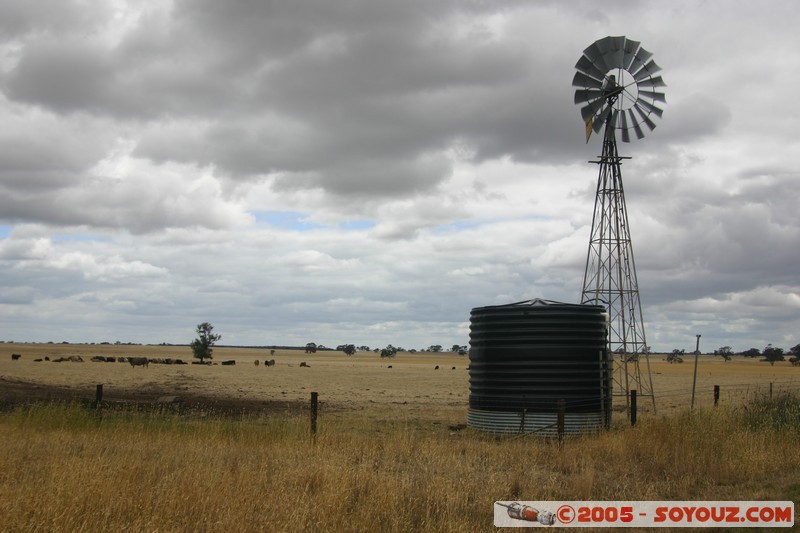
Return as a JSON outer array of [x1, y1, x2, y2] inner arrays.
[[1, 344, 799, 531], [2, 343, 799, 420]]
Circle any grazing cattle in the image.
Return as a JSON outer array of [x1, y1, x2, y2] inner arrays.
[[68, 356, 84, 363], [221, 360, 236, 366], [299, 361, 309, 367], [264, 359, 275, 367], [254, 360, 260, 366], [11, 353, 21, 360], [34, 358, 43, 362], [91, 356, 106, 362], [434, 365, 439, 370], [387, 365, 392, 369], [452, 366, 456, 370], [128, 356, 149, 368], [44, 356, 50, 361], [174, 359, 186, 365]]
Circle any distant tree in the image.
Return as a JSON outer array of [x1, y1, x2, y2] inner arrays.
[[457, 346, 468, 356], [358, 345, 370, 352], [762, 344, 785, 366], [340, 344, 356, 356], [380, 345, 397, 358], [428, 345, 442, 353], [191, 322, 221, 363], [666, 350, 684, 364], [305, 342, 317, 354], [789, 344, 800, 366], [741, 348, 761, 358], [715, 346, 733, 361]]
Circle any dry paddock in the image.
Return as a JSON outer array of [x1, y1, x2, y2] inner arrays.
[[2, 343, 800, 423]]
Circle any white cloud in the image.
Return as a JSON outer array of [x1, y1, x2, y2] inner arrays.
[[0, 0, 798, 352]]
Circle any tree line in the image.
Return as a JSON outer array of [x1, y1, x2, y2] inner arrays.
[[666, 344, 800, 366]]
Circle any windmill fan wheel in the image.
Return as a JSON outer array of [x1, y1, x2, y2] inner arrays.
[[573, 36, 666, 143]]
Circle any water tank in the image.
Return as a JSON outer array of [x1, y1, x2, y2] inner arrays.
[[468, 298, 611, 435]]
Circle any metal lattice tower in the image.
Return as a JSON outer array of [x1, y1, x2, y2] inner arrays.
[[572, 36, 666, 413], [580, 116, 655, 412]]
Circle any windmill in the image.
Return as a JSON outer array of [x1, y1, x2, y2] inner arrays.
[[572, 36, 665, 412]]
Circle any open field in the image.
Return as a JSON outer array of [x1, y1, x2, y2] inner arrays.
[[2, 343, 800, 420], [1, 344, 799, 531]]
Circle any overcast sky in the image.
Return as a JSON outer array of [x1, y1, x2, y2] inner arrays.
[[1, 0, 798, 353]]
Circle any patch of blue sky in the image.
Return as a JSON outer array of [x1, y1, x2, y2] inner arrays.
[[338, 219, 375, 231], [51, 233, 110, 242], [0, 225, 11, 239], [431, 214, 552, 234], [252, 211, 324, 231], [430, 220, 485, 233]]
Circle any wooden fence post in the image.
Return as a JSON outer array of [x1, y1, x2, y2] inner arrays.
[[310, 392, 318, 441], [630, 389, 637, 427], [95, 384, 103, 409], [714, 385, 720, 406], [557, 399, 565, 447]]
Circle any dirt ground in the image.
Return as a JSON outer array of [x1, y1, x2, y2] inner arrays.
[[1, 343, 798, 422]]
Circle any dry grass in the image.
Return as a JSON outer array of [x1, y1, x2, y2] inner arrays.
[[0, 399, 798, 532], [3, 343, 800, 419], [1, 344, 800, 531]]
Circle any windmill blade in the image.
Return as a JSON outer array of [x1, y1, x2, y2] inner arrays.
[[610, 109, 620, 130], [633, 59, 662, 81], [638, 89, 667, 103], [574, 88, 605, 104], [636, 98, 664, 118], [604, 36, 626, 69], [640, 111, 658, 131], [575, 55, 608, 82], [572, 71, 605, 89], [583, 39, 613, 74], [633, 103, 658, 131], [620, 111, 631, 143], [622, 39, 641, 70], [593, 105, 612, 133], [632, 119, 646, 140], [626, 109, 639, 131], [580, 102, 603, 123], [627, 47, 653, 76], [636, 75, 666, 89]]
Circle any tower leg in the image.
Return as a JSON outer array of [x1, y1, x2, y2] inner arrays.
[[581, 123, 656, 413]]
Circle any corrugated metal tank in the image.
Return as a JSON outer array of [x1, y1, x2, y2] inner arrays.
[[468, 299, 611, 435]]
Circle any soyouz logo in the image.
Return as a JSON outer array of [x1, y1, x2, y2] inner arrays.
[[493, 501, 795, 528]]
